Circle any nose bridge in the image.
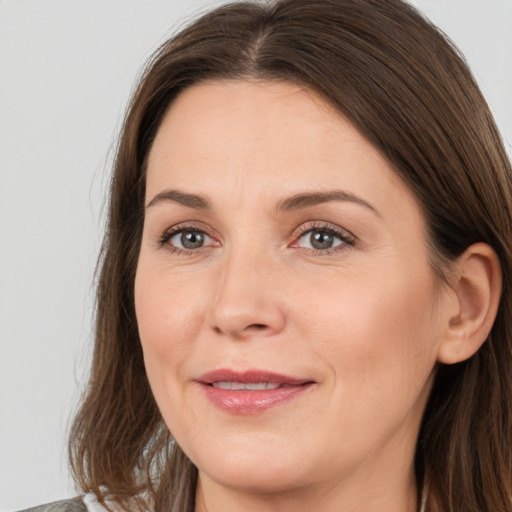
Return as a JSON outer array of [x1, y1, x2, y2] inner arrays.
[[210, 235, 285, 339]]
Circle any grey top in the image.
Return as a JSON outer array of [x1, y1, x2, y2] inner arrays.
[[19, 497, 87, 512]]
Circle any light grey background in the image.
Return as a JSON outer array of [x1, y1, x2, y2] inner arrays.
[[0, 1, 511, 510]]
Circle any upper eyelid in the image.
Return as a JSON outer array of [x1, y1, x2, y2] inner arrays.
[[293, 221, 356, 240], [161, 220, 353, 235], [162, 221, 218, 238]]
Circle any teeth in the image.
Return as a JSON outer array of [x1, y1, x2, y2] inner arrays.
[[212, 382, 281, 391], [245, 382, 280, 391]]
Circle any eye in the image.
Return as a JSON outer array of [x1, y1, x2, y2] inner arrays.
[[294, 225, 355, 252], [163, 228, 214, 251], [299, 229, 342, 250]]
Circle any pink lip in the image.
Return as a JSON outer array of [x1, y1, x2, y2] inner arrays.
[[196, 369, 315, 415]]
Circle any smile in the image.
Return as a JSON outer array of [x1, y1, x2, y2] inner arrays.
[[197, 370, 315, 414]]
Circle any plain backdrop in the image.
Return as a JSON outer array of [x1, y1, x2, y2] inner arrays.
[[0, 1, 511, 510]]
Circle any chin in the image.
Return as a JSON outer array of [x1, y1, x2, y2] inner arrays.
[[187, 435, 313, 494], [202, 459, 306, 495]]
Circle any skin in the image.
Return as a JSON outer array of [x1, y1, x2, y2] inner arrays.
[[134, 80, 480, 512]]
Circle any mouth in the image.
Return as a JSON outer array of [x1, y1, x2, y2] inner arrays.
[[211, 381, 290, 390], [196, 369, 315, 414]]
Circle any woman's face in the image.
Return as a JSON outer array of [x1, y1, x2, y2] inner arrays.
[[135, 80, 451, 501]]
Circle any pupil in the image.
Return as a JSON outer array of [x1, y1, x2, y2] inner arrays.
[[181, 231, 204, 249], [311, 230, 333, 249]]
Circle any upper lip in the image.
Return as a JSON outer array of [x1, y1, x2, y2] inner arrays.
[[196, 369, 313, 386]]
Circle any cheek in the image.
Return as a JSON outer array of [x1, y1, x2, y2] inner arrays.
[[289, 267, 440, 462], [134, 263, 217, 435], [134, 263, 209, 386], [294, 263, 440, 401]]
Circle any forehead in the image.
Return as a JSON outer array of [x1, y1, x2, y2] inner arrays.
[[148, 80, 348, 170], [146, 79, 414, 214]]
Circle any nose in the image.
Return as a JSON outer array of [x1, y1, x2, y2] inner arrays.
[[208, 245, 286, 340]]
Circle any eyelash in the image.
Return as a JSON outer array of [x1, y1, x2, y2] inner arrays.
[[293, 222, 356, 255], [157, 221, 356, 256]]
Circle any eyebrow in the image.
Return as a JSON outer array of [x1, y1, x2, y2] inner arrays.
[[146, 189, 211, 210], [146, 188, 379, 216], [277, 190, 380, 215]]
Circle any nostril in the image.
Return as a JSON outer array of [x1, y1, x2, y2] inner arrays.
[[249, 324, 267, 330]]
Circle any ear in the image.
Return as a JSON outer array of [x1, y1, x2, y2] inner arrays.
[[437, 243, 502, 365]]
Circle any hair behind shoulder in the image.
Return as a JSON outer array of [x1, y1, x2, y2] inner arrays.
[[69, 1, 512, 511]]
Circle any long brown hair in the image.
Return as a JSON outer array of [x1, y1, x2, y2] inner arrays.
[[69, 1, 512, 511]]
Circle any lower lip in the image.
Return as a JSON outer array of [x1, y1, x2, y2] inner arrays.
[[199, 383, 314, 414]]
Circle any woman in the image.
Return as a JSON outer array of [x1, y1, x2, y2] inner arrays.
[[24, 0, 512, 511]]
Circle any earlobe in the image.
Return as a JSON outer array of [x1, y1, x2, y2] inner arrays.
[[437, 243, 502, 365]]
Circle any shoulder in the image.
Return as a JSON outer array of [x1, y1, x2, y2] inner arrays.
[[18, 497, 87, 512]]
